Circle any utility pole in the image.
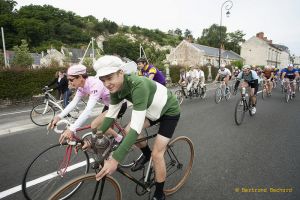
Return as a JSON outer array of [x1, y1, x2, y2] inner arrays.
[[1, 27, 8, 68]]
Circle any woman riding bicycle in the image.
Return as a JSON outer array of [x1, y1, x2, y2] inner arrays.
[[50, 64, 125, 144]]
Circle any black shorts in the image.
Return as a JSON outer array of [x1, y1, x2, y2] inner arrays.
[[101, 102, 128, 119], [245, 79, 259, 95], [148, 114, 180, 139]]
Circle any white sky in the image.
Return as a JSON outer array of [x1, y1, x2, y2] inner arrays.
[[15, 0, 300, 55]]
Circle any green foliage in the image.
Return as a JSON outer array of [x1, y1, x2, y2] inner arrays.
[[0, 52, 5, 68], [103, 34, 140, 60], [231, 60, 244, 69], [0, 67, 60, 100], [196, 24, 245, 54], [11, 39, 33, 68], [0, 0, 17, 14], [169, 65, 182, 83]]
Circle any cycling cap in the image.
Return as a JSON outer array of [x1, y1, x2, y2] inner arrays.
[[242, 65, 251, 70], [220, 64, 225, 68], [288, 63, 294, 67], [136, 57, 147, 63], [94, 55, 124, 77], [67, 64, 87, 76]]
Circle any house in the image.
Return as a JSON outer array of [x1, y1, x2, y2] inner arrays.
[[240, 32, 290, 69], [166, 40, 243, 67]]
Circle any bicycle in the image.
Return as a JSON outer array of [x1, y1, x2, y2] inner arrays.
[[49, 133, 194, 200], [214, 81, 231, 104], [283, 80, 296, 103], [174, 83, 207, 104], [234, 87, 254, 125], [22, 119, 143, 200], [30, 86, 86, 126], [261, 79, 272, 99]]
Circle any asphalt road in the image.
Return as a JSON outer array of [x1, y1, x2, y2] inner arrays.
[[0, 87, 299, 200]]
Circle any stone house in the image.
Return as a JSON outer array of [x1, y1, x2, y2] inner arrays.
[[166, 40, 243, 67], [240, 32, 291, 69]]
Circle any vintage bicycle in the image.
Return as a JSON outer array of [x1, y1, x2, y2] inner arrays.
[[214, 81, 231, 104], [234, 87, 255, 125], [30, 86, 86, 126], [48, 131, 194, 200]]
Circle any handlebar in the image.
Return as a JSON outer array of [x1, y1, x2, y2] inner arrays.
[[42, 86, 53, 93]]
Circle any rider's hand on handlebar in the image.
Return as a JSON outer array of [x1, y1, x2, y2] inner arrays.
[[50, 116, 61, 129], [59, 129, 74, 144]]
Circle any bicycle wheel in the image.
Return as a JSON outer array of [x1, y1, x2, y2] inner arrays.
[[261, 86, 266, 100], [215, 88, 222, 104], [174, 90, 184, 105], [69, 99, 86, 119], [200, 86, 207, 99], [22, 143, 90, 200], [285, 92, 290, 103], [164, 136, 194, 196], [49, 173, 122, 200], [30, 103, 55, 126], [234, 99, 246, 125], [225, 87, 231, 101]]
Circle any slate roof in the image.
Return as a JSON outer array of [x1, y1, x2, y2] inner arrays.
[[191, 43, 243, 60]]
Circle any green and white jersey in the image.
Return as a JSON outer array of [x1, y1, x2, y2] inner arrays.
[[99, 74, 180, 162]]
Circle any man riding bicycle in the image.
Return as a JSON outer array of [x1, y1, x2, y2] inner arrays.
[[234, 65, 259, 115], [262, 65, 275, 95], [50, 64, 125, 144], [281, 64, 299, 97], [94, 55, 180, 200], [214, 64, 232, 93], [137, 57, 166, 86], [186, 65, 200, 95]]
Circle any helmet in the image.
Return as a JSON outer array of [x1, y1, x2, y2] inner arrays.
[[94, 55, 124, 77], [264, 65, 269, 69], [67, 64, 87, 76], [242, 65, 251, 70], [288, 63, 294, 67], [136, 57, 148, 63], [220, 64, 225, 68], [235, 67, 238, 70]]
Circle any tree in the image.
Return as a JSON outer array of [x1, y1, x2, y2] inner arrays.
[[11, 39, 33, 68], [226, 30, 246, 54], [174, 28, 182, 37], [0, 0, 17, 14], [196, 24, 227, 48], [184, 29, 192, 38]]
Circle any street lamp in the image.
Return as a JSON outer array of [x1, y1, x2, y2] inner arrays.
[[218, 0, 233, 69]]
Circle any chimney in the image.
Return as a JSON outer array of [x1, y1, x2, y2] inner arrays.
[[256, 32, 264, 39]]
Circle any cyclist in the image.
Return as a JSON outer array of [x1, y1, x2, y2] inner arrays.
[[214, 64, 232, 92], [50, 64, 124, 144], [137, 57, 166, 86], [281, 64, 299, 97], [186, 65, 200, 95], [233, 66, 241, 79], [94, 55, 180, 200], [234, 65, 260, 115], [262, 65, 274, 95], [197, 66, 206, 95], [178, 68, 189, 97]]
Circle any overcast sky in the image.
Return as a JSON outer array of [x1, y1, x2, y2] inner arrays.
[[15, 0, 300, 55]]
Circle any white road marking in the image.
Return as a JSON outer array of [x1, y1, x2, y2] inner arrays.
[[0, 158, 94, 199]]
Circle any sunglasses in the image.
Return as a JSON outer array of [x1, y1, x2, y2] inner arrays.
[[68, 76, 79, 82]]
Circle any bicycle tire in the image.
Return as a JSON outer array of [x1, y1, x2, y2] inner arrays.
[[174, 90, 184, 105], [49, 173, 122, 200], [200, 86, 207, 99], [215, 88, 222, 104], [234, 99, 246, 125], [285, 92, 290, 103], [30, 103, 55, 126], [225, 87, 231, 101], [164, 136, 194, 196], [261, 86, 266, 100], [22, 143, 90, 200]]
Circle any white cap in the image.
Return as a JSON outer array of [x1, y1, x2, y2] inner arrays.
[[94, 55, 125, 77], [242, 65, 251, 70], [220, 64, 225, 68], [288, 63, 294, 67], [67, 64, 87, 76]]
